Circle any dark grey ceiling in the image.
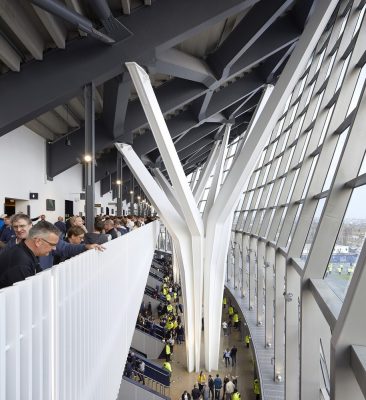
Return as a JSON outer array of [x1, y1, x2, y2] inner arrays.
[[0, 0, 315, 196]]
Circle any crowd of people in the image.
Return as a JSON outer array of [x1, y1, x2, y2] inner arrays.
[[124, 351, 146, 385], [0, 212, 156, 289], [181, 373, 241, 400]]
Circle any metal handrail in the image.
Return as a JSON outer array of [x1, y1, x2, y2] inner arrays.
[[135, 322, 165, 341]]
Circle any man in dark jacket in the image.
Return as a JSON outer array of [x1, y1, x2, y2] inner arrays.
[[54, 216, 67, 238], [4, 214, 104, 269], [104, 219, 118, 239], [191, 385, 201, 400], [0, 221, 60, 289]]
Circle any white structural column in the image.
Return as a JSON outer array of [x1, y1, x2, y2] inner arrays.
[[203, 124, 231, 224], [274, 250, 286, 381], [115, 143, 196, 371], [285, 262, 300, 399], [256, 239, 266, 325], [241, 233, 250, 298], [301, 288, 329, 400], [126, 62, 204, 371], [234, 232, 242, 290], [265, 244, 275, 348], [249, 236, 257, 310], [204, 212, 235, 370], [203, 0, 339, 372], [193, 141, 220, 202]]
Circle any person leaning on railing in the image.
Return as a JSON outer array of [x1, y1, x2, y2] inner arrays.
[[0, 221, 60, 289]]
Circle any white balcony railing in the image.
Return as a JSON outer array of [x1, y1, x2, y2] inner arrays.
[[0, 221, 160, 400]]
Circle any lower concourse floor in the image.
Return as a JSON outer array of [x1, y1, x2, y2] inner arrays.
[[156, 307, 257, 400]]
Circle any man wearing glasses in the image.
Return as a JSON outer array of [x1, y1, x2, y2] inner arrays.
[[3, 214, 104, 269], [0, 221, 60, 289]]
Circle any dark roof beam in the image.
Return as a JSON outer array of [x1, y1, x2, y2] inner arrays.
[[149, 48, 216, 87], [0, 0, 255, 137], [102, 72, 132, 141], [207, 0, 295, 79], [230, 14, 301, 77]]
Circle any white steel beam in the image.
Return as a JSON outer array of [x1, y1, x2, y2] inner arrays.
[[274, 250, 285, 381], [207, 0, 340, 228], [189, 168, 198, 191], [234, 232, 242, 291], [241, 233, 250, 299], [265, 244, 275, 348], [126, 62, 203, 237], [351, 346, 366, 399], [115, 143, 196, 371], [285, 262, 300, 399], [203, 0, 339, 372], [203, 124, 231, 225], [126, 62, 205, 371], [233, 84, 274, 163], [256, 240, 265, 325], [154, 168, 185, 220], [249, 236, 257, 310], [193, 141, 220, 203]]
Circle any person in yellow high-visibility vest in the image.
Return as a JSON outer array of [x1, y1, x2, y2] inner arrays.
[[233, 313, 239, 329], [166, 293, 172, 302], [232, 389, 241, 399], [228, 305, 234, 317], [167, 304, 173, 313], [223, 296, 227, 309], [253, 378, 261, 399], [165, 320, 174, 331], [163, 361, 172, 376], [245, 334, 251, 348], [164, 341, 171, 361]]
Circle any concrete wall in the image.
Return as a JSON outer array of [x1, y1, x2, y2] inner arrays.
[[0, 126, 116, 218]]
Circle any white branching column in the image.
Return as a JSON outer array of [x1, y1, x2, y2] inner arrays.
[[122, 5, 335, 366]]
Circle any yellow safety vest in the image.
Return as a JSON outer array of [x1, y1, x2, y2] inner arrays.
[[167, 304, 173, 312], [253, 379, 260, 394], [166, 293, 171, 302], [163, 362, 172, 372], [245, 335, 251, 344], [223, 297, 227, 305], [228, 306, 234, 315], [233, 313, 239, 323], [165, 344, 171, 354], [232, 392, 241, 400]]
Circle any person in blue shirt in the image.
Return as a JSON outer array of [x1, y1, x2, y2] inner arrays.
[[213, 374, 222, 400], [0, 216, 15, 244]]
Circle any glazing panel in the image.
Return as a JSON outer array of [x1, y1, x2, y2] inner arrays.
[[324, 185, 366, 301]]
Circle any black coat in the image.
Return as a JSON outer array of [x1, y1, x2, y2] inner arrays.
[[0, 241, 41, 289]]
